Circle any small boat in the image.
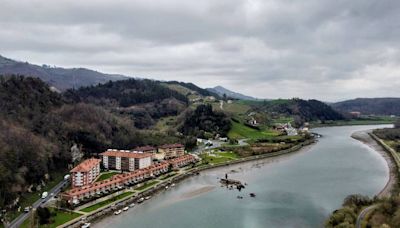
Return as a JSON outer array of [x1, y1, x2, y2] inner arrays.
[[129, 203, 135, 208], [123, 206, 129, 211], [165, 186, 169, 189], [171, 183, 175, 187], [81, 223, 91, 228], [250, 193, 256, 197], [114, 210, 122, 215], [137, 198, 144, 203], [144, 196, 151, 200]]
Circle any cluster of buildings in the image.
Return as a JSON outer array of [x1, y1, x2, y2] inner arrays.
[[62, 144, 197, 205], [274, 123, 298, 136]]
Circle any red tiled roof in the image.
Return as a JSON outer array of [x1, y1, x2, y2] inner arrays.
[[159, 143, 184, 149], [100, 150, 152, 158], [134, 146, 156, 152], [168, 155, 196, 165], [64, 162, 169, 197], [71, 158, 101, 173]]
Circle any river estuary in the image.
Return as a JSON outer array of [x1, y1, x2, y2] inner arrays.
[[94, 125, 391, 228]]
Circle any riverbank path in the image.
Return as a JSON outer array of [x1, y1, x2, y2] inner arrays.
[[356, 205, 378, 228]]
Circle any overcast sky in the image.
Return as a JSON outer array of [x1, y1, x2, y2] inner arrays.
[[1, 0, 400, 101]]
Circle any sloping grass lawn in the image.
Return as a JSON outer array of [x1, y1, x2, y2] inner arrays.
[[80, 191, 135, 213], [217, 151, 239, 159], [160, 172, 177, 180], [228, 122, 280, 140], [96, 171, 120, 182], [201, 151, 239, 165], [20, 208, 81, 228], [212, 101, 251, 114], [135, 180, 159, 191], [45, 208, 81, 228]]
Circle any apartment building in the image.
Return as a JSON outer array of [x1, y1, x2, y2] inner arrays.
[[101, 149, 152, 172], [134, 145, 157, 154], [62, 162, 169, 205], [158, 143, 185, 159], [70, 158, 101, 188]]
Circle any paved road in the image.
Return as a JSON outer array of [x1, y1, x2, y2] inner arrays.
[[192, 140, 224, 154], [356, 205, 378, 228], [7, 179, 69, 228]]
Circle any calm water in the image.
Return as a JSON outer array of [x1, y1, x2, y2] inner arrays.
[[94, 125, 390, 228]]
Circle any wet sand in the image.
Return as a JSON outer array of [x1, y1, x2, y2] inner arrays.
[[351, 130, 397, 197], [181, 186, 216, 199]]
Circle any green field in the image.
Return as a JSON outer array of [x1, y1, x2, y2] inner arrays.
[[80, 191, 135, 213], [201, 151, 239, 164], [270, 116, 294, 124], [20, 208, 81, 228], [135, 180, 159, 191], [228, 121, 280, 140], [162, 83, 192, 95], [96, 171, 120, 182], [212, 101, 251, 114], [45, 209, 82, 228]]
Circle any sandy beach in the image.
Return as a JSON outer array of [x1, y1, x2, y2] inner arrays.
[[351, 130, 397, 197]]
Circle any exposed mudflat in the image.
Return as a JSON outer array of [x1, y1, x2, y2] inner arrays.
[[351, 130, 397, 197]]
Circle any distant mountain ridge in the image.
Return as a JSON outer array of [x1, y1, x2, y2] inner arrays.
[[0, 55, 128, 90], [331, 98, 400, 115], [207, 86, 258, 100]]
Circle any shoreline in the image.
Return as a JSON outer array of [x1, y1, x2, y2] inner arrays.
[[351, 130, 397, 197], [311, 122, 393, 129], [60, 139, 316, 228]]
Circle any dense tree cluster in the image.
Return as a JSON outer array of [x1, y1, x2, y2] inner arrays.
[[180, 104, 231, 138], [325, 194, 372, 228], [64, 78, 188, 107], [164, 81, 219, 97], [253, 98, 344, 125], [0, 75, 185, 210]]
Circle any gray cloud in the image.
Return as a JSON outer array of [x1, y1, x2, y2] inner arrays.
[[1, 0, 400, 101]]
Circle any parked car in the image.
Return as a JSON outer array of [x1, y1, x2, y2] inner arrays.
[[24, 207, 32, 213], [41, 192, 48, 199]]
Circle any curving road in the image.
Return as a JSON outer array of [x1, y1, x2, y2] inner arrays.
[[7, 179, 69, 228], [356, 205, 378, 228]]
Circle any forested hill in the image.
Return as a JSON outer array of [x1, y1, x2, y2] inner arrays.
[[331, 98, 400, 115], [0, 55, 127, 91], [0, 75, 184, 209], [164, 81, 219, 98], [254, 98, 344, 122], [64, 78, 188, 107]]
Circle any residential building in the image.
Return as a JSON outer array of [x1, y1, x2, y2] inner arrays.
[[101, 149, 152, 172], [168, 154, 197, 168], [133, 146, 157, 154], [349, 111, 361, 118], [70, 158, 101, 188], [158, 144, 185, 159], [284, 123, 298, 136], [61, 154, 198, 205], [61, 162, 169, 205]]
